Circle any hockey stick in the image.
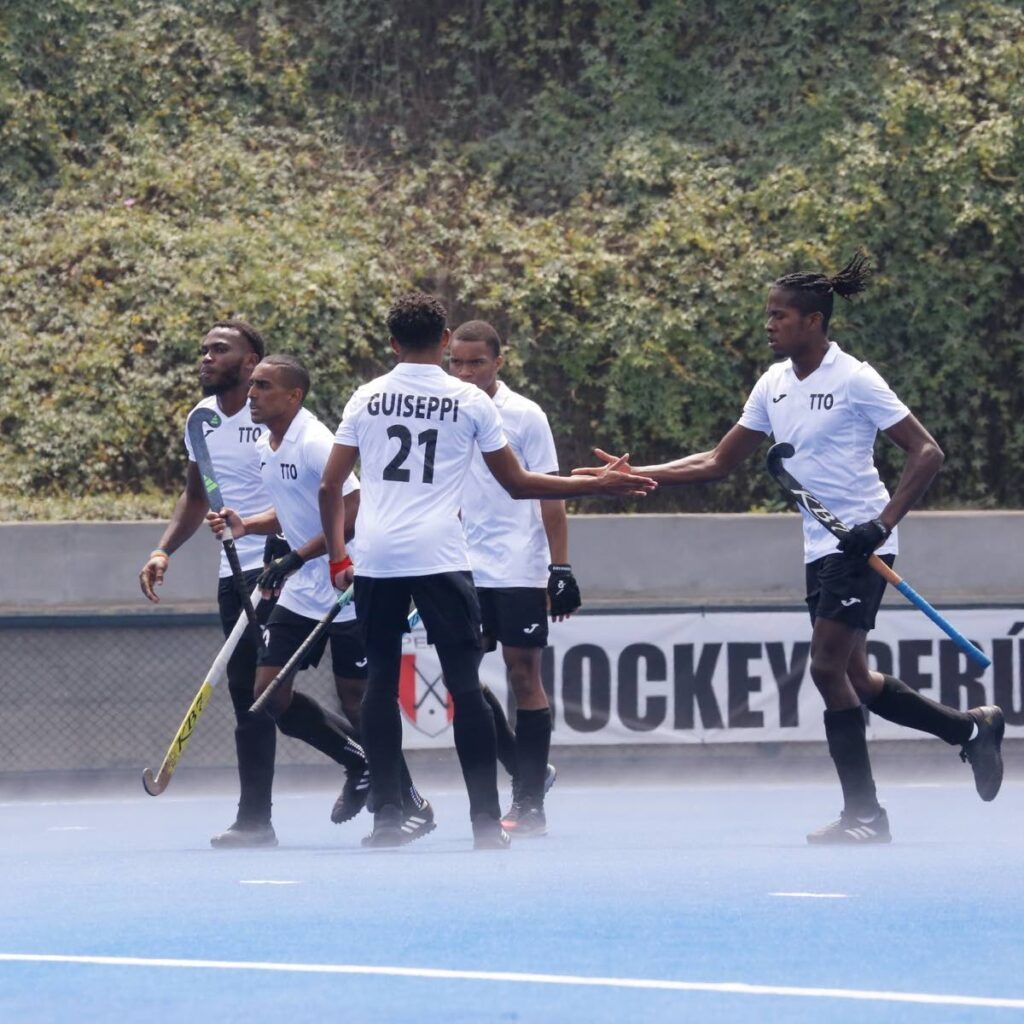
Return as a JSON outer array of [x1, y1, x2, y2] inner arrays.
[[249, 584, 355, 715], [249, 598, 424, 715], [766, 442, 990, 668], [143, 585, 262, 795], [187, 406, 265, 653]]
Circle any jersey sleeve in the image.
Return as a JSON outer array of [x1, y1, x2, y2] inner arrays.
[[849, 363, 910, 431], [334, 390, 362, 447], [736, 371, 773, 435], [473, 393, 508, 454], [519, 404, 560, 474]]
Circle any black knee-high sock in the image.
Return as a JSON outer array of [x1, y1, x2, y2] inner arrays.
[[515, 707, 552, 805], [439, 645, 500, 821], [234, 717, 276, 824], [482, 684, 517, 778], [823, 707, 880, 819], [867, 675, 973, 745], [344, 711, 422, 810], [361, 635, 405, 812], [276, 691, 366, 770]]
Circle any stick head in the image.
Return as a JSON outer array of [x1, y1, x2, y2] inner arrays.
[[142, 767, 169, 796], [765, 441, 795, 478], [186, 407, 226, 512]]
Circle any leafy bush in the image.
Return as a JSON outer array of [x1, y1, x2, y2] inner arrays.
[[1, 0, 1021, 517]]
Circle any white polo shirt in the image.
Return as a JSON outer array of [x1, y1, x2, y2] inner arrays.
[[737, 342, 910, 563], [183, 396, 269, 578], [461, 382, 559, 588], [334, 362, 507, 578], [256, 408, 359, 621]]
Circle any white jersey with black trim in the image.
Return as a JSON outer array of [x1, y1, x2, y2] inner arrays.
[[738, 341, 910, 563], [183, 396, 270, 578], [462, 381, 559, 588], [256, 408, 359, 621], [334, 362, 507, 578]]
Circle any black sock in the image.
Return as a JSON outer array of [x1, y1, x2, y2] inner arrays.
[[482, 684, 518, 779], [439, 645, 500, 821], [234, 715, 276, 825], [515, 707, 552, 806], [867, 675, 973, 745], [823, 706, 880, 819], [275, 691, 366, 771]]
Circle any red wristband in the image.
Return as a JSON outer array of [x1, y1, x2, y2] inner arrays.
[[329, 556, 353, 582]]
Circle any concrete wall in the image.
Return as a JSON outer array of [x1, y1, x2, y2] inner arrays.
[[2, 511, 1021, 611]]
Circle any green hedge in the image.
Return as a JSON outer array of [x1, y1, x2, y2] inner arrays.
[[1, 0, 1021, 518]]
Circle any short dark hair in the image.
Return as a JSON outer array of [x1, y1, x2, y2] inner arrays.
[[774, 251, 871, 332], [452, 320, 501, 358], [386, 292, 447, 350], [213, 319, 266, 359], [261, 354, 310, 399]]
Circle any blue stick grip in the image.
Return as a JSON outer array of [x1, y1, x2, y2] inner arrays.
[[893, 580, 991, 668]]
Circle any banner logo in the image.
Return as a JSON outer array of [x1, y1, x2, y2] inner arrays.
[[398, 654, 454, 737]]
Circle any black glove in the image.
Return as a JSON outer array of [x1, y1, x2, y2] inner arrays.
[[263, 533, 292, 564], [258, 550, 305, 592], [837, 518, 891, 562], [547, 564, 582, 618]]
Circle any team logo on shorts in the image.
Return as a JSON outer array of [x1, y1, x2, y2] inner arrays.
[[398, 654, 454, 737]]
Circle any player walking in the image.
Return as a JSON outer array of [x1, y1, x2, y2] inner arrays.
[[449, 320, 581, 837], [320, 292, 655, 850], [207, 355, 434, 842], [576, 254, 1004, 843], [138, 320, 279, 848]]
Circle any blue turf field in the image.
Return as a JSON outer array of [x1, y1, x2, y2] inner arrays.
[[2, 777, 1022, 1023]]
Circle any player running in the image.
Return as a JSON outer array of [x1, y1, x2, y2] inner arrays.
[[207, 355, 434, 842], [575, 253, 1004, 844], [320, 292, 655, 850], [449, 320, 581, 837], [138, 320, 281, 849]]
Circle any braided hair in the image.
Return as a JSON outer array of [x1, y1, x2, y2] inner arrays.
[[774, 251, 871, 332]]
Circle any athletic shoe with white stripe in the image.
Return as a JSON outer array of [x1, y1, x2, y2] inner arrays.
[[960, 705, 1005, 802], [331, 766, 371, 823], [807, 808, 892, 845], [400, 799, 437, 844]]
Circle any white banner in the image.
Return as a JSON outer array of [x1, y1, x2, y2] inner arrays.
[[396, 606, 1024, 748]]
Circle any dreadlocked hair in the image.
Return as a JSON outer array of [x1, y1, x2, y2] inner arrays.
[[774, 251, 871, 332]]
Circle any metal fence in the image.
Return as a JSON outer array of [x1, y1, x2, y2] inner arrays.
[[0, 611, 350, 774]]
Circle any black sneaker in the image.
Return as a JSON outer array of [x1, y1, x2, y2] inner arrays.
[[400, 799, 437, 844], [543, 763, 557, 794], [331, 766, 371, 824], [210, 820, 278, 849], [361, 804, 405, 849], [960, 705, 1005, 801], [807, 808, 892, 845], [472, 814, 511, 850], [501, 802, 547, 837]]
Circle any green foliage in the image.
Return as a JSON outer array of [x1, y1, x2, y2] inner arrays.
[[1, 0, 1021, 517]]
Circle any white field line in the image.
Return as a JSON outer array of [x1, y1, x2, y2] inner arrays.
[[770, 892, 850, 899], [238, 880, 301, 886], [0, 954, 1022, 1010]]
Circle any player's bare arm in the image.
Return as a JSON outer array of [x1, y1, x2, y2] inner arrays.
[[319, 442, 360, 587], [138, 461, 210, 603], [876, 413, 945, 529], [482, 444, 656, 499], [572, 424, 766, 486]]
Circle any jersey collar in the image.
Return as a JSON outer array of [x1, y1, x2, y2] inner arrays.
[[491, 380, 511, 407], [784, 340, 841, 378], [279, 406, 310, 445]]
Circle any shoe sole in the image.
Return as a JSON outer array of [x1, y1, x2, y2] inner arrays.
[[807, 833, 892, 845], [210, 836, 279, 849], [361, 827, 405, 849], [973, 707, 1005, 802], [331, 798, 369, 825]]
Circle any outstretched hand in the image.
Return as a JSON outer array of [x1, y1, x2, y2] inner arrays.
[[572, 448, 635, 477], [570, 448, 654, 497]]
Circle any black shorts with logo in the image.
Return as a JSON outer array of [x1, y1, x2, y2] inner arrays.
[[354, 571, 482, 649], [478, 587, 549, 652], [258, 605, 368, 678], [805, 553, 895, 632]]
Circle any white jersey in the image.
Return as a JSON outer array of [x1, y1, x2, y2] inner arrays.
[[256, 408, 359, 621], [737, 341, 910, 563], [334, 362, 507, 577], [183, 396, 270, 578], [462, 381, 559, 588]]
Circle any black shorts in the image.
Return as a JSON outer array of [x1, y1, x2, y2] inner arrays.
[[258, 605, 368, 679], [216, 569, 273, 638], [478, 587, 549, 652], [805, 553, 895, 632], [354, 571, 482, 649]]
